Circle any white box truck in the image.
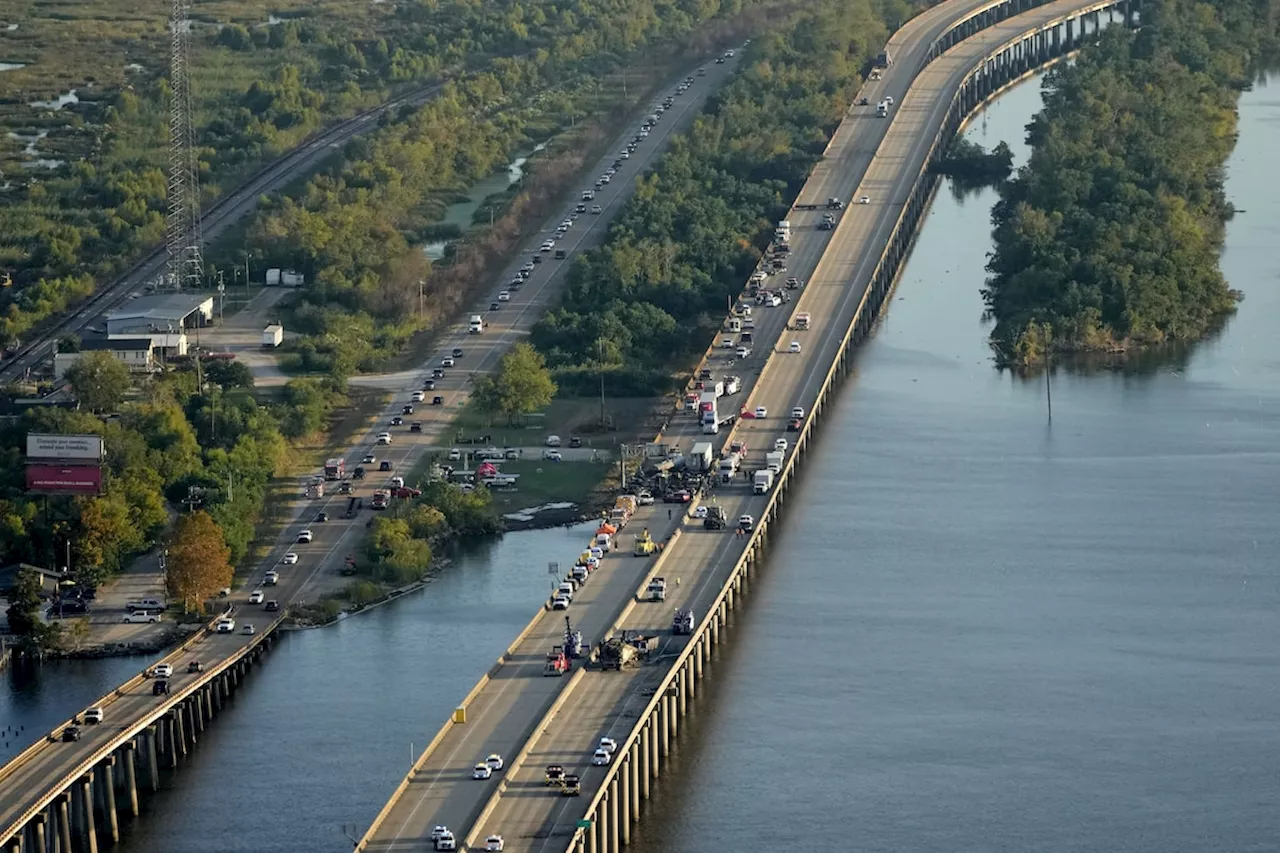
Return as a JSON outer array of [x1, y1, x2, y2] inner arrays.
[[766, 450, 785, 473], [689, 441, 715, 473], [262, 324, 283, 348], [469, 314, 485, 334], [775, 220, 791, 241], [753, 469, 774, 494], [265, 268, 282, 286], [281, 270, 305, 287]]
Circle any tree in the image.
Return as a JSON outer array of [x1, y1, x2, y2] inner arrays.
[[165, 511, 233, 613], [5, 567, 44, 640], [65, 351, 131, 413], [476, 343, 556, 424]]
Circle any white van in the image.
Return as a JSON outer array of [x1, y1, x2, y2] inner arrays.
[[469, 314, 484, 334], [545, 435, 562, 448], [727, 318, 742, 333]]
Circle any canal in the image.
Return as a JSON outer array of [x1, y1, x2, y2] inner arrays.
[[4, 68, 1279, 853]]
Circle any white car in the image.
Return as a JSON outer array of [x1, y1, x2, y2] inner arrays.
[[774, 438, 789, 453], [485, 753, 505, 771], [362, 453, 376, 464], [884, 95, 894, 105], [377, 432, 392, 445], [431, 826, 450, 842], [599, 736, 618, 755], [248, 590, 264, 604], [591, 748, 611, 766], [791, 406, 805, 418], [152, 664, 173, 678], [591, 205, 602, 214], [788, 341, 803, 353], [693, 506, 709, 519], [735, 346, 751, 358], [636, 491, 654, 506], [552, 595, 570, 610], [473, 763, 492, 780], [859, 195, 870, 204], [435, 832, 456, 852], [441, 357, 455, 368], [543, 449, 562, 461], [412, 391, 426, 402], [498, 291, 510, 302], [123, 611, 161, 624], [281, 552, 299, 565], [263, 571, 280, 586], [297, 530, 313, 543], [485, 836, 505, 853], [739, 515, 755, 532], [83, 707, 104, 724], [721, 338, 734, 348], [215, 618, 235, 634], [242, 624, 256, 636], [540, 240, 555, 252], [448, 448, 462, 461], [754, 406, 768, 419]]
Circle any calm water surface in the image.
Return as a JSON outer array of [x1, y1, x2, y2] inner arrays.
[[626, 74, 1280, 853], [4, 72, 1279, 853]]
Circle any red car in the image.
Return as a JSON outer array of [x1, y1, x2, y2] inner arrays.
[[787, 418, 802, 432], [664, 489, 692, 504]]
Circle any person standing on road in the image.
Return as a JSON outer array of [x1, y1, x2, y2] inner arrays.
[[668, 508, 672, 520]]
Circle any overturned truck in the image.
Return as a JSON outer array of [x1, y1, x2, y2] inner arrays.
[[598, 630, 660, 671]]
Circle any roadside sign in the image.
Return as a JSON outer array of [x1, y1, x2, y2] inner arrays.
[[576, 820, 592, 829]]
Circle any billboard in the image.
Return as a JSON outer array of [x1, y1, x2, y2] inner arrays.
[[27, 434, 104, 462], [26, 465, 104, 496]]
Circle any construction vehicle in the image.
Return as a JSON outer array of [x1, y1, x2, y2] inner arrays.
[[646, 577, 667, 602], [703, 505, 727, 530], [633, 529, 657, 557], [563, 617, 585, 658], [543, 646, 570, 676], [340, 554, 357, 576], [545, 765, 565, 786], [560, 774, 581, 796], [672, 609, 695, 635]]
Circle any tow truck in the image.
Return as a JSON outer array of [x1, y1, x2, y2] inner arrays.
[[703, 505, 727, 530], [545, 765, 565, 786], [543, 646, 570, 676]]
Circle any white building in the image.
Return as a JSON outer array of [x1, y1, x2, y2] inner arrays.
[[54, 338, 156, 380], [105, 293, 214, 356]]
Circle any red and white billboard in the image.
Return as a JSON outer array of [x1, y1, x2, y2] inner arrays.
[[26, 433, 104, 462], [26, 465, 103, 496]]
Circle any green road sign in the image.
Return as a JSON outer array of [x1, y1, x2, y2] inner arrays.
[[576, 820, 593, 829]]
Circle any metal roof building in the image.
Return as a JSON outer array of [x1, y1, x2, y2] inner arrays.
[[105, 294, 213, 337]]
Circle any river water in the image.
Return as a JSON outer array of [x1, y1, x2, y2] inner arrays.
[[3, 70, 1278, 853]]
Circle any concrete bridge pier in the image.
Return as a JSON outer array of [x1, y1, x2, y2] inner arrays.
[[660, 694, 671, 757], [31, 813, 47, 853], [628, 743, 641, 821], [640, 725, 652, 798], [618, 756, 631, 845], [144, 725, 160, 790], [98, 758, 119, 843], [121, 741, 140, 817], [668, 684, 680, 740], [597, 788, 610, 853], [608, 778, 620, 851], [77, 774, 97, 853], [55, 795, 71, 853]]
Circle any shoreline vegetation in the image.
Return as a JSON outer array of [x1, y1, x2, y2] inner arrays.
[[981, 0, 1280, 368]]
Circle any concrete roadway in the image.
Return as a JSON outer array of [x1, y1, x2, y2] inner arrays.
[[0, 627, 259, 838], [0, 55, 740, 841], [471, 0, 1106, 848]]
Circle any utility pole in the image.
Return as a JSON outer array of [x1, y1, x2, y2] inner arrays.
[[597, 339, 606, 429], [418, 279, 425, 322]]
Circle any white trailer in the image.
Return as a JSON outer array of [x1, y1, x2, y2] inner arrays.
[[262, 324, 283, 348]]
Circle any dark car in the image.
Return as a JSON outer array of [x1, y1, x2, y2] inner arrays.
[[451, 348, 463, 358], [554, 249, 567, 260], [490, 301, 501, 311], [402, 405, 414, 415], [423, 379, 436, 391], [569, 437, 583, 448], [316, 511, 329, 522], [432, 396, 444, 406], [859, 96, 870, 105], [391, 416, 403, 426], [353, 466, 366, 479], [338, 481, 353, 495], [265, 600, 280, 612], [152, 681, 170, 696], [188, 661, 203, 673], [664, 490, 692, 504], [787, 418, 802, 432], [410, 422, 423, 433], [61, 727, 82, 742], [379, 461, 392, 472], [432, 368, 445, 378], [532, 254, 542, 264]]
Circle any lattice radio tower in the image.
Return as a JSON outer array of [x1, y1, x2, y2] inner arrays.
[[165, 0, 204, 291]]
